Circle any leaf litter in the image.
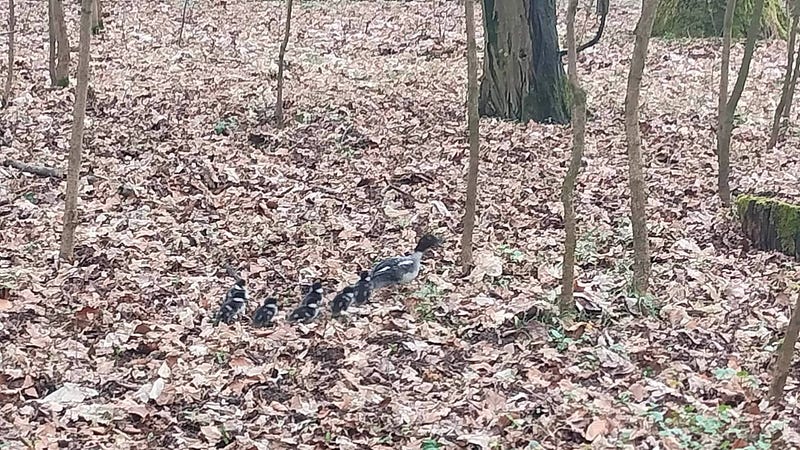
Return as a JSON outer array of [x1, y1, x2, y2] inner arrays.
[[1, 0, 800, 448]]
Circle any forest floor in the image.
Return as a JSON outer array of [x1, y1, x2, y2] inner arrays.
[[2, 0, 800, 449]]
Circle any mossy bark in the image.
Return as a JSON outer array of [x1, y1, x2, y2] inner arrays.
[[479, 0, 570, 124], [737, 195, 800, 259], [653, 0, 788, 38]]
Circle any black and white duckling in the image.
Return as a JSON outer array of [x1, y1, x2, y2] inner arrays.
[[287, 300, 320, 324], [330, 286, 356, 317], [352, 271, 372, 306], [370, 234, 441, 291], [252, 297, 279, 327], [301, 280, 323, 306], [214, 279, 248, 325]]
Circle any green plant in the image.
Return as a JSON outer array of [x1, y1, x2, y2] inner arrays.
[[497, 243, 525, 262], [214, 116, 237, 135], [421, 439, 441, 450]]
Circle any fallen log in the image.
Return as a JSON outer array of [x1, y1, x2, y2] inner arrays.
[[737, 194, 800, 259]]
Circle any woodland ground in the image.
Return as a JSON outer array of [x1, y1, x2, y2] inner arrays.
[[1, 0, 800, 449]]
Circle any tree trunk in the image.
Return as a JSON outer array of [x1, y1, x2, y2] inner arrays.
[[769, 293, 800, 403], [51, 0, 70, 87], [3, 0, 14, 107], [91, 0, 103, 34], [178, 0, 190, 45], [717, 0, 736, 204], [624, 0, 658, 296], [783, 41, 800, 118], [653, 0, 787, 38], [460, 0, 480, 273], [479, 0, 570, 124], [274, 0, 294, 128], [60, 0, 93, 262], [768, 11, 797, 149], [717, 0, 765, 206], [736, 195, 800, 259], [48, 0, 56, 85], [559, 0, 586, 315]]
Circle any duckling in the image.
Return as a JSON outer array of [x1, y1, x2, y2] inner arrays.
[[214, 279, 248, 325], [287, 300, 320, 324], [252, 297, 279, 327], [352, 271, 372, 306], [370, 234, 441, 291], [301, 280, 323, 306], [330, 286, 356, 317]]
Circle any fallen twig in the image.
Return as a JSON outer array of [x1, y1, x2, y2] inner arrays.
[[2, 158, 63, 178]]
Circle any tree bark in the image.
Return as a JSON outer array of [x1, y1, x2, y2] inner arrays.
[[479, 0, 570, 124], [460, 0, 480, 273], [3, 0, 14, 107], [178, 0, 190, 45], [624, 0, 657, 296], [91, 0, 103, 34], [717, 0, 765, 206], [768, 13, 797, 149], [559, 0, 586, 315], [769, 293, 800, 403], [783, 41, 800, 118], [48, 0, 56, 85], [717, 0, 736, 205], [274, 0, 294, 128], [51, 0, 70, 87], [60, 0, 93, 262], [653, 0, 787, 38]]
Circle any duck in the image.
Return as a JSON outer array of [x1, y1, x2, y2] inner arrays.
[[214, 279, 248, 325], [301, 280, 323, 306], [370, 234, 441, 291], [330, 286, 356, 317], [252, 297, 279, 327], [352, 270, 372, 306], [287, 300, 321, 324]]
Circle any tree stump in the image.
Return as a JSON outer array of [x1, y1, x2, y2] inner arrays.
[[737, 194, 800, 259]]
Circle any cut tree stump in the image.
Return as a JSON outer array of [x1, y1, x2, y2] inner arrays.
[[737, 194, 800, 259]]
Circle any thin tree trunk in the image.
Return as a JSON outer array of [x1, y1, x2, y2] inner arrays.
[[768, 13, 798, 149], [91, 0, 103, 34], [60, 0, 93, 262], [717, 0, 765, 205], [48, 0, 56, 85], [717, 0, 736, 203], [769, 293, 800, 403], [559, 0, 586, 315], [52, 0, 70, 87], [274, 0, 294, 128], [178, 0, 190, 45], [624, 0, 657, 296], [3, 0, 14, 107], [785, 37, 800, 118], [460, 0, 481, 273]]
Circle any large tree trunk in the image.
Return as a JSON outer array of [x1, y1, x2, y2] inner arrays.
[[460, 0, 480, 273], [559, 0, 586, 315], [51, 0, 70, 87], [60, 0, 93, 261], [653, 0, 787, 38], [625, 0, 658, 296], [479, 0, 570, 124]]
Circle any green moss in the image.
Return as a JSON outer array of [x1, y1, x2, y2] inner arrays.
[[56, 77, 69, 87], [737, 194, 800, 255], [653, 0, 788, 39]]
